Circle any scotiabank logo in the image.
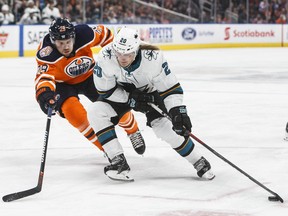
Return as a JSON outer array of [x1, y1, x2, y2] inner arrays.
[[224, 27, 275, 40], [224, 27, 230, 40]]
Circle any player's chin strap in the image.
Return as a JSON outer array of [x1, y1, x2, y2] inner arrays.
[[148, 102, 284, 203]]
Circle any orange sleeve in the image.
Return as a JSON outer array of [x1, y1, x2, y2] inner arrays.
[[34, 60, 56, 93], [91, 25, 114, 48]]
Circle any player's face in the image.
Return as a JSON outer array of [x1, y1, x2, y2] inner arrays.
[[114, 51, 136, 68], [54, 38, 74, 57]]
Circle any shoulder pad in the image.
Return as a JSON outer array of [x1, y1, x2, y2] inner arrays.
[[36, 35, 61, 62], [73, 25, 94, 49], [99, 44, 114, 60]]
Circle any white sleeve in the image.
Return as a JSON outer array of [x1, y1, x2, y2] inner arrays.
[[151, 52, 183, 111]]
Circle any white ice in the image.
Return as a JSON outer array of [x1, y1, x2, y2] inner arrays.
[[0, 48, 287, 216]]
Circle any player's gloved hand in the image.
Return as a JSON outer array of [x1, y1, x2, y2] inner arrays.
[[36, 87, 57, 114], [128, 90, 154, 113], [169, 106, 192, 136]]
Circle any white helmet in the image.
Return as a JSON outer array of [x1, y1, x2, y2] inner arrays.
[[112, 27, 140, 55]]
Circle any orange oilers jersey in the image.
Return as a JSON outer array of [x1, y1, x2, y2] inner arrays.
[[34, 24, 113, 93]]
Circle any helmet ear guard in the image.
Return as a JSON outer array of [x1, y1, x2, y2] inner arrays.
[[49, 18, 75, 43], [112, 26, 140, 55]]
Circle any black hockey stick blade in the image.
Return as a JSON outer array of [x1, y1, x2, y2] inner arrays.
[[268, 193, 284, 203], [2, 187, 41, 202]]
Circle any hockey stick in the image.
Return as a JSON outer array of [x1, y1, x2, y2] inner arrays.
[[148, 103, 284, 203], [2, 107, 53, 202]]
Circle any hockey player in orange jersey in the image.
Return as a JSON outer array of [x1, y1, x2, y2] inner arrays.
[[34, 18, 145, 156]]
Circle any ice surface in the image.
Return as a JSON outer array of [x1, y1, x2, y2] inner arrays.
[[0, 48, 287, 216]]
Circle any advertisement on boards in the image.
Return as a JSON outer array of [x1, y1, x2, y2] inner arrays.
[[23, 25, 49, 56], [0, 25, 19, 57], [221, 24, 281, 43], [0, 24, 287, 58]]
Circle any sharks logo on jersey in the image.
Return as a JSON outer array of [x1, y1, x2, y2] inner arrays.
[[143, 50, 158, 61], [119, 82, 150, 93], [103, 47, 113, 59]]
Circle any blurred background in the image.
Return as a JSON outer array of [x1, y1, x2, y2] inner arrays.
[[1, 0, 287, 26]]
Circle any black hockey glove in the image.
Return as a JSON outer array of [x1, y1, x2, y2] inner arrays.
[[36, 87, 57, 115], [169, 106, 192, 136], [128, 90, 154, 113]]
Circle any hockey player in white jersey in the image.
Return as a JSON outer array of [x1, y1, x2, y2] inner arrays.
[[88, 26, 215, 181]]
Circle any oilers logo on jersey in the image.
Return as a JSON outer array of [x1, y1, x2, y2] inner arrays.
[[65, 57, 93, 77]]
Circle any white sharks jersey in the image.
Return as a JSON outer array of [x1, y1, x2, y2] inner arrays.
[[93, 43, 184, 111]]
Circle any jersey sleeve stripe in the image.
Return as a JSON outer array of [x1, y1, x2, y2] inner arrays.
[[96, 85, 118, 99], [159, 83, 183, 100], [99, 27, 113, 47], [36, 80, 56, 91], [34, 73, 55, 84], [102, 28, 113, 47]]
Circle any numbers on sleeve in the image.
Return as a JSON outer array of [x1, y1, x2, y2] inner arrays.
[[162, 62, 171, 75], [93, 64, 102, 78], [37, 64, 49, 74]]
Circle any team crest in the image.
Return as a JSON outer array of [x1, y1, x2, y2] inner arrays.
[[144, 50, 158, 61], [39, 46, 53, 57], [65, 57, 93, 77], [103, 48, 112, 59]]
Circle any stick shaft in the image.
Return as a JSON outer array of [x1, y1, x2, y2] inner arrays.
[[2, 107, 53, 202], [148, 103, 284, 202]]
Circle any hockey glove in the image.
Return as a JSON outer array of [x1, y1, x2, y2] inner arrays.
[[169, 106, 192, 136], [36, 87, 57, 114], [128, 90, 154, 113]]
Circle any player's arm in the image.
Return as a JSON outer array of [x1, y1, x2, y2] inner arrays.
[[91, 25, 114, 48], [34, 62, 57, 114], [150, 51, 183, 110], [152, 52, 191, 136]]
